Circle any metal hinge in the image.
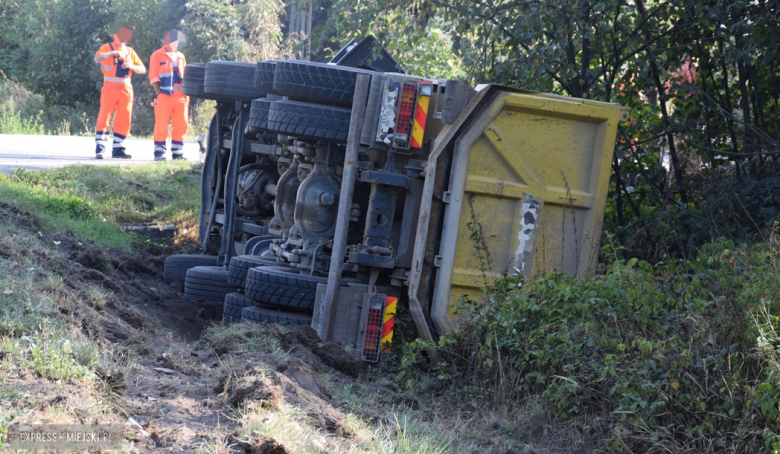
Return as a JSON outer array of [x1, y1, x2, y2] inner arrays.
[[442, 191, 452, 203], [433, 256, 443, 267]]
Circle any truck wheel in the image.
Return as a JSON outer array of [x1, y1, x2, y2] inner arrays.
[[245, 266, 322, 310], [254, 61, 278, 94], [223, 292, 256, 322], [267, 100, 351, 142], [247, 99, 274, 134], [273, 60, 375, 105], [227, 253, 287, 288], [222, 303, 243, 323], [185, 266, 235, 302], [241, 305, 312, 326], [244, 267, 362, 310], [182, 63, 207, 98], [205, 61, 267, 100], [164, 254, 218, 284]]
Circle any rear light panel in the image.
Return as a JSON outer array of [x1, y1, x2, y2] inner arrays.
[[376, 77, 429, 150], [358, 294, 397, 362]]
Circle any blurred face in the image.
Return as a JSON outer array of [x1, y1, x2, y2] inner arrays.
[[163, 30, 184, 52], [114, 27, 132, 44]]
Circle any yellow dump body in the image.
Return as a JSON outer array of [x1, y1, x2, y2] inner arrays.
[[410, 87, 628, 335]]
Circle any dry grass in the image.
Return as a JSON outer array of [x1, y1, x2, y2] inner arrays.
[[0, 225, 128, 434]]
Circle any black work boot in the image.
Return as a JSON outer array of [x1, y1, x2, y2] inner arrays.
[[112, 148, 132, 159]]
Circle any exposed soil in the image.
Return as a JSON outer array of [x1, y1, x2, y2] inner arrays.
[[0, 203, 361, 453]]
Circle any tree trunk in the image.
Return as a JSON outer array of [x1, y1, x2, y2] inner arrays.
[[737, 55, 755, 176], [718, 39, 742, 175], [634, 0, 688, 204]]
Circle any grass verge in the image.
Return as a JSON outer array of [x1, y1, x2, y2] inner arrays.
[[0, 222, 131, 438], [0, 162, 201, 249]]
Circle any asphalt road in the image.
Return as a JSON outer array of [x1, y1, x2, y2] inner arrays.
[[0, 134, 203, 175]]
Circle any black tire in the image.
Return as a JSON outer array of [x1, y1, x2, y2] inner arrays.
[[222, 301, 244, 323], [267, 100, 351, 142], [273, 60, 375, 105], [227, 253, 284, 288], [241, 305, 312, 326], [164, 254, 218, 284], [182, 63, 207, 98], [225, 291, 257, 308], [205, 61, 267, 100], [223, 291, 256, 322], [185, 266, 236, 302], [247, 99, 274, 134], [254, 61, 278, 93]]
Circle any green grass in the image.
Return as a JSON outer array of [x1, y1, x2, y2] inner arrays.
[[0, 162, 201, 249]]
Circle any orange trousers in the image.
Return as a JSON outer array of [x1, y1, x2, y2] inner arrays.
[[96, 82, 133, 137], [153, 92, 189, 156], [95, 82, 133, 155]]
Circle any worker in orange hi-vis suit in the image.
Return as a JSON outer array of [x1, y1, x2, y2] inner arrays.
[[149, 30, 189, 161], [93, 26, 146, 159]]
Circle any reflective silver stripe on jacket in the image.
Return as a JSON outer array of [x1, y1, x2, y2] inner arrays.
[[103, 76, 131, 83], [101, 64, 112, 71], [158, 71, 174, 78]]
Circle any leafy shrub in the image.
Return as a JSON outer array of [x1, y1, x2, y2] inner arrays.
[[0, 102, 45, 135], [607, 167, 780, 263], [397, 237, 780, 452]]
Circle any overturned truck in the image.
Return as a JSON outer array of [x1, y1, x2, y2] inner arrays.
[[164, 38, 628, 361]]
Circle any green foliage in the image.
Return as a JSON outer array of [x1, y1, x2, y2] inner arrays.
[[606, 169, 780, 262], [328, 1, 465, 79], [23, 0, 114, 108], [395, 238, 780, 452], [0, 75, 93, 135], [0, 102, 44, 135], [182, 0, 284, 63]]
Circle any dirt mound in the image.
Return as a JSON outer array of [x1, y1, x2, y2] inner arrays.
[[230, 435, 290, 454], [283, 326, 362, 378], [42, 229, 220, 340]]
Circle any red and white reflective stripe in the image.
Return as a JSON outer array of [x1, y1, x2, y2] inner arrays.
[[380, 296, 397, 351], [411, 81, 432, 148]]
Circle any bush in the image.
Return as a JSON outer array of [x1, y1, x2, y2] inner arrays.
[[0, 102, 45, 135], [0, 77, 92, 135], [396, 236, 780, 452]]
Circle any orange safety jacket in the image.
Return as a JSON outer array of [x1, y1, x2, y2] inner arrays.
[[95, 43, 143, 85], [149, 47, 187, 96]]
